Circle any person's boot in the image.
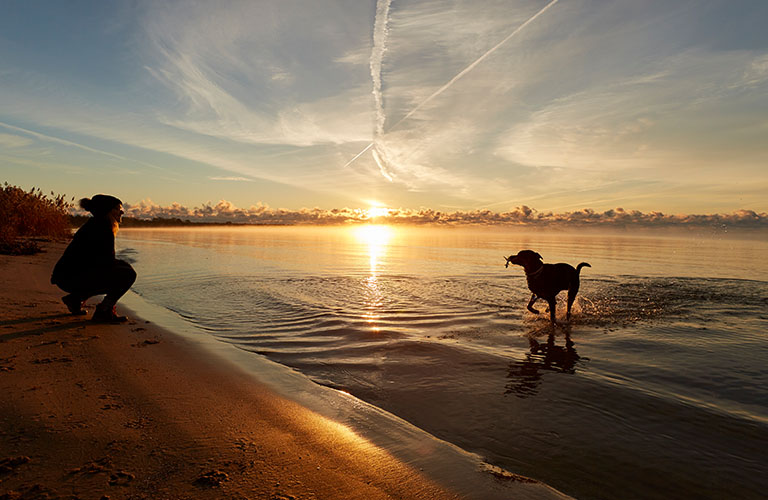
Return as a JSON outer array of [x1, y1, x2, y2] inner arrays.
[[62, 294, 87, 315], [91, 303, 128, 323]]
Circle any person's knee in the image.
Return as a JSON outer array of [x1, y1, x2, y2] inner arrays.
[[124, 264, 137, 286], [114, 261, 137, 287]]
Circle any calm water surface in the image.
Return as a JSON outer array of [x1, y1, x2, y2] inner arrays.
[[118, 226, 768, 500]]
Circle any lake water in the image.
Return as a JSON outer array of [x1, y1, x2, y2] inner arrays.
[[117, 226, 768, 500]]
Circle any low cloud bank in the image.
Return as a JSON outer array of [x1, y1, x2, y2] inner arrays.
[[117, 200, 768, 229]]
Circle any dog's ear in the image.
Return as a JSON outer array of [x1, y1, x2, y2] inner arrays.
[[534, 252, 543, 261]]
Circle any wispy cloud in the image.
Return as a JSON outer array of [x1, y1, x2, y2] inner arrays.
[[496, 49, 768, 175], [0, 95, 368, 201], [141, 1, 373, 148], [0, 132, 33, 148], [208, 176, 254, 182], [0, 121, 163, 170], [738, 53, 768, 89]]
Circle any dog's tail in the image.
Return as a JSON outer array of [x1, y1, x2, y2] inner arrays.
[[576, 262, 591, 275]]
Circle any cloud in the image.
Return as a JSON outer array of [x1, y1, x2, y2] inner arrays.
[[357, 0, 564, 189], [0, 132, 33, 148], [0, 121, 162, 170], [740, 53, 768, 89], [140, 0, 373, 148], [371, 118, 486, 192], [495, 48, 768, 174], [118, 199, 768, 230], [208, 176, 254, 182]]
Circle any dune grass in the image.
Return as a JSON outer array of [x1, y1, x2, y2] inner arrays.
[[0, 183, 73, 255]]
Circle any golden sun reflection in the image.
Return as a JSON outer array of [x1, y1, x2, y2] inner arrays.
[[363, 275, 382, 333], [354, 225, 393, 333], [354, 225, 393, 274]]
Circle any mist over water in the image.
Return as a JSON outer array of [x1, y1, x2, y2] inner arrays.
[[119, 226, 768, 500]]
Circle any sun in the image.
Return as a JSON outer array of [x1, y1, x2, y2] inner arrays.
[[366, 206, 390, 219]]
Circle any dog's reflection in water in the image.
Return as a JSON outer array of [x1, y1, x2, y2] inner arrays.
[[505, 327, 584, 398]]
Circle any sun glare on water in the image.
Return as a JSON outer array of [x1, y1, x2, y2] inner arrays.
[[355, 205, 394, 265], [355, 224, 392, 248], [354, 224, 393, 333], [354, 224, 393, 277]]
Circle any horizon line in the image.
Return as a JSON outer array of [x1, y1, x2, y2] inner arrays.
[[83, 204, 768, 230]]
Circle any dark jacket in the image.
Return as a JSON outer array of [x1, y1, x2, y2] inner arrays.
[[51, 217, 116, 286]]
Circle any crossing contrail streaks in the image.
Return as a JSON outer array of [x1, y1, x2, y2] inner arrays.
[[368, 0, 395, 180], [342, 142, 374, 168], [344, 0, 560, 171]]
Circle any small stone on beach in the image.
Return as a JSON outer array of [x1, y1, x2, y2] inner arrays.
[[108, 470, 135, 486], [194, 470, 229, 487], [0, 456, 30, 475], [68, 457, 112, 475]]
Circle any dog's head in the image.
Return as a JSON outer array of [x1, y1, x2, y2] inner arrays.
[[505, 250, 543, 268]]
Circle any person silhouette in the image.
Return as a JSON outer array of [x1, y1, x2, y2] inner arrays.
[[51, 194, 136, 323]]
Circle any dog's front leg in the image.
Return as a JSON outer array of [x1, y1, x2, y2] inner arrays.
[[526, 294, 540, 314]]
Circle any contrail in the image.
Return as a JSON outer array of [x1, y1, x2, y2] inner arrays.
[[371, 147, 394, 182], [367, 0, 395, 180], [346, 0, 395, 175], [344, 0, 560, 169], [391, 0, 559, 128], [371, 0, 392, 140], [342, 142, 374, 168], [345, 0, 390, 169]]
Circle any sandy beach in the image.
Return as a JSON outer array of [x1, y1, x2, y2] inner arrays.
[[0, 243, 566, 500]]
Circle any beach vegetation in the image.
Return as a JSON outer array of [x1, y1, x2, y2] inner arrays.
[[0, 183, 73, 255]]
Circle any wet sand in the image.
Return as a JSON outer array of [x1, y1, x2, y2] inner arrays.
[[0, 242, 566, 500]]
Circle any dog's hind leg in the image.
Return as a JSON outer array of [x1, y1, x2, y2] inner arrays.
[[566, 283, 580, 321], [567, 263, 589, 322], [526, 294, 540, 314], [547, 298, 557, 324]]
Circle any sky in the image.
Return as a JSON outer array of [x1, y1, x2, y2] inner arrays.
[[1, 0, 767, 221]]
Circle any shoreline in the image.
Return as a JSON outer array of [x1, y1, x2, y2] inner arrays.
[[1, 242, 569, 499]]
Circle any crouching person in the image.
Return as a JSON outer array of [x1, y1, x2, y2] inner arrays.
[[51, 194, 136, 323]]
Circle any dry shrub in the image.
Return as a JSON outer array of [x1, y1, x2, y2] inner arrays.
[[0, 183, 73, 254]]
